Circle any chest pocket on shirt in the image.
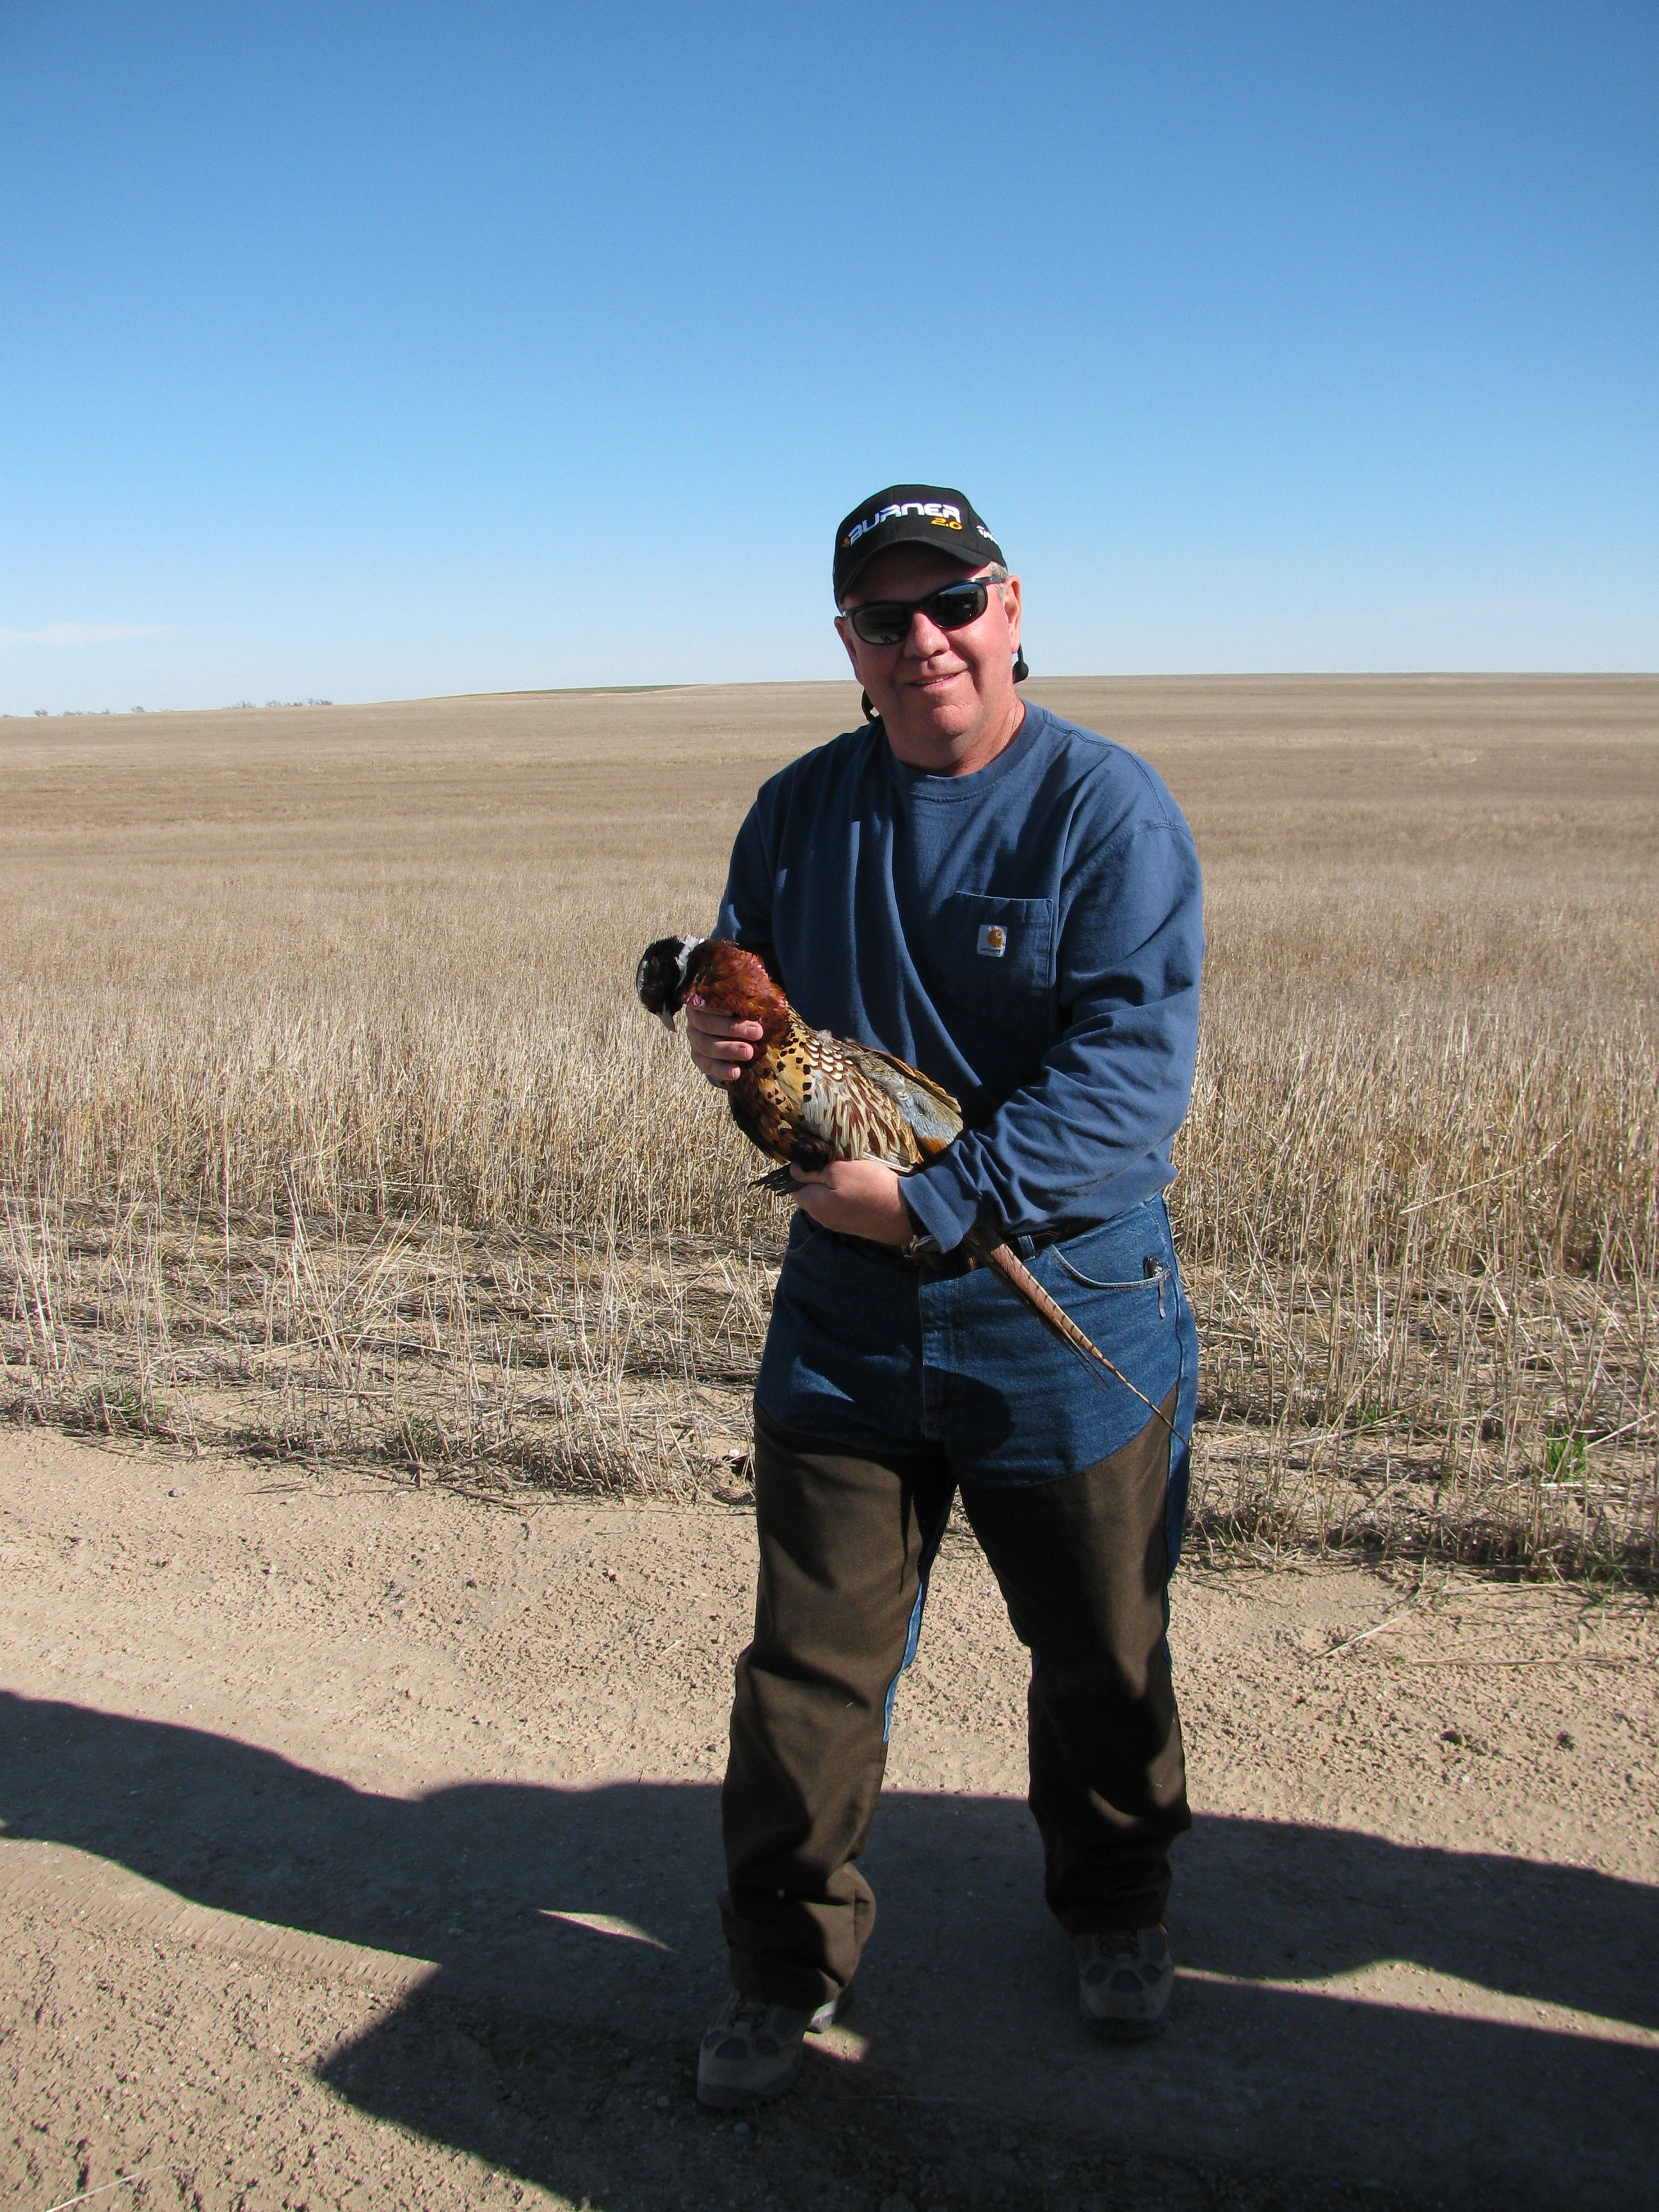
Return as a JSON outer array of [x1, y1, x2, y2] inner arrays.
[[937, 891, 1057, 1052]]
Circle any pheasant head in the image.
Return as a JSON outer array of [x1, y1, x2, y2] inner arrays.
[[634, 935, 790, 1043], [634, 936, 704, 1030]]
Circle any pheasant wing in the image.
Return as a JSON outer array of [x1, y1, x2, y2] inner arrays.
[[732, 1032, 939, 1178], [837, 1043, 963, 1159], [787, 1030, 964, 1168]]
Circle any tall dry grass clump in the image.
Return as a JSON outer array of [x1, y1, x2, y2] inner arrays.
[[2, 678, 1655, 1573]]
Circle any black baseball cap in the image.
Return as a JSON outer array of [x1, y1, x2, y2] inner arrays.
[[833, 483, 1006, 605]]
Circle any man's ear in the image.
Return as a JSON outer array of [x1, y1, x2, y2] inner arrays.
[[833, 614, 861, 675], [1000, 575, 1022, 655]]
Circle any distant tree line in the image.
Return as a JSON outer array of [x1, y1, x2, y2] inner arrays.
[[12, 700, 333, 717]]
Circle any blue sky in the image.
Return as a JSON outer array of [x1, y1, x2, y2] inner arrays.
[[3, 1, 1655, 712]]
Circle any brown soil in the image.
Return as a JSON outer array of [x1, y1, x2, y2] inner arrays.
[[2, 1425, 1654, 2212]]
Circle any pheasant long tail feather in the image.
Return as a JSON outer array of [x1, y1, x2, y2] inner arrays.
[[967, 1234, 1191, 1449]]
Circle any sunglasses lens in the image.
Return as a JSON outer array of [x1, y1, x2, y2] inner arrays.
[[929, 581, 990, 629], [849, 580, 991, 645], [849, 604, 909, 645]]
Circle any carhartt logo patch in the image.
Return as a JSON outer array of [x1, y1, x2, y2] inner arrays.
[[977, 924, 1007, 958]]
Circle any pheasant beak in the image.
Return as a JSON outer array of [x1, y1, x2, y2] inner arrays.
[[655, 1007, 678, 1035]]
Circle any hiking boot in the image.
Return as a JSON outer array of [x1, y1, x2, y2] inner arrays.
[[696, 1987, 843, 2108], [1075, 1925, 1174, 2040]]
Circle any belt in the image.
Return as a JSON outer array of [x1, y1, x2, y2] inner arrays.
[[895, 1221, 1088, 1276]]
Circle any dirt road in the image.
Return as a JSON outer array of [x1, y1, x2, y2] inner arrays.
[[2, 1426, 1654, 2211]]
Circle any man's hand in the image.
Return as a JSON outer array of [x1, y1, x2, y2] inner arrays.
[[789, 1158, 915, 1246], [685, 1005, 762, 1086]]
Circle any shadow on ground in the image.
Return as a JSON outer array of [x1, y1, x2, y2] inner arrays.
[[3, 1692, 1655, 2210]]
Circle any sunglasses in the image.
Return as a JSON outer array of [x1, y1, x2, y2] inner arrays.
[[841, 575, 1001, 646]]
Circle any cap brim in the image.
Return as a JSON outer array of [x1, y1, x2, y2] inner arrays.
[[836, 522, 1003, 603]]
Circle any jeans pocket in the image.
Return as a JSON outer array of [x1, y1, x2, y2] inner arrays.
[[1046, 1203, 1173, 1310], [1052, 1250, 1170, 1310]]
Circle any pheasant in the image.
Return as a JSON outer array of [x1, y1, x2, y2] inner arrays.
[[634, 934, 1182, 1439], [636, 934, 963, 1180]]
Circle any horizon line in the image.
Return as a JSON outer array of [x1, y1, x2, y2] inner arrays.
[[4, 668, 1657, 723]]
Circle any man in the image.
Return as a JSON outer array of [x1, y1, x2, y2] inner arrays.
[[685, 484, 1203, 2108]]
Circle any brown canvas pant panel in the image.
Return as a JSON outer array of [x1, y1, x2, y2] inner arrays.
[[960, 1383, 1189, 1936], [719, 1395, 1189, 2010], [719, 1419, 955, 2011]]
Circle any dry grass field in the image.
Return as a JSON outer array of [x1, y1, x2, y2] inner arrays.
[[3, 675, 1655, 1575]]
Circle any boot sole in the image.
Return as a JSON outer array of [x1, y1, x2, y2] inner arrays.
[[696, 2058, 803, 2110], [1085, 2011, 1167, 2041]]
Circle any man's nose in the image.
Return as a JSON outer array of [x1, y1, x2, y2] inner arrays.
[[904, 609, 954, 656]]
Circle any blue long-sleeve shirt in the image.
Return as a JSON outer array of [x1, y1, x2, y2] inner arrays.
[[715, 701, 1204, 1247]]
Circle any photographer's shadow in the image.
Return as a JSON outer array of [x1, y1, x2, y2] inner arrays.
[[3, 1690, 1655, 2208]]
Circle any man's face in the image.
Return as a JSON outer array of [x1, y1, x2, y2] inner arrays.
[[835, 543, 1023, 771]]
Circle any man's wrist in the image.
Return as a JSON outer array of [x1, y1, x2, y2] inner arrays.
[[896, 1160, 977, 1252], [891, 1191, 934, 1260]]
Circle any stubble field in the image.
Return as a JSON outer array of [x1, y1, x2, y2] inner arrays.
[[3, 675, 1655, 1575]]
